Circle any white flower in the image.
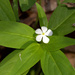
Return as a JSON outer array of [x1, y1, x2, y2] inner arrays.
[[35, 26, 53, 43]]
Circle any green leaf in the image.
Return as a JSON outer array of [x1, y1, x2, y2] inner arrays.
[[36, 3, 48, 27], [41, 36, 75, 51], [0, 50, 29, 75], [41, 50, 75, 75], [13, 0, 20, 21], [48, 5, 75, 35], [21, 70, 29, 75], [0, 0, 16, 21], [0, 21, 35, 49], [63, 0, 75, 3], [0, 43, 43, 75], [0, 50, 21, 67], [19, 0, 37, 11]]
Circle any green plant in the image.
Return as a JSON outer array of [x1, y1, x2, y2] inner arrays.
[[0, 0, 75, 75]]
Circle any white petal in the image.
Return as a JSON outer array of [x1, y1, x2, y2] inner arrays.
[[45, 29, 53, 36], [43, 36, 49, 43], [35, 29, 42, 34], [41, 26, 47, 33], [36, 35, 43, 42]]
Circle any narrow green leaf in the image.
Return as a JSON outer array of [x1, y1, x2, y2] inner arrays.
[[36, 3, 48, 27], [0, 0, 16, 21], [41, 50, 75, 75], [0, 21, 35, 49], [19, 0, 37, 11], [48, 5, 75, 35], [11, 43, 43, 75], [63, 0, 75, 3], [13, 0, 20, 21], [41, 36, 75, 51], [0, 43, 43, 75]]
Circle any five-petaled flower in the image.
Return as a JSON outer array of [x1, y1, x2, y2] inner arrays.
[[35, 26, 53, 43]]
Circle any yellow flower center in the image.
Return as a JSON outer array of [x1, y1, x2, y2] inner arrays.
[[42, 33, 45, 35]]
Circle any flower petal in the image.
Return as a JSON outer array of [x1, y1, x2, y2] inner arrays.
[[36, 35, 43, 42], [35, 29, 42, 34], [41, 26, 47, 33], [43, 36, 50, 43], [45, 29, 53, 36]]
